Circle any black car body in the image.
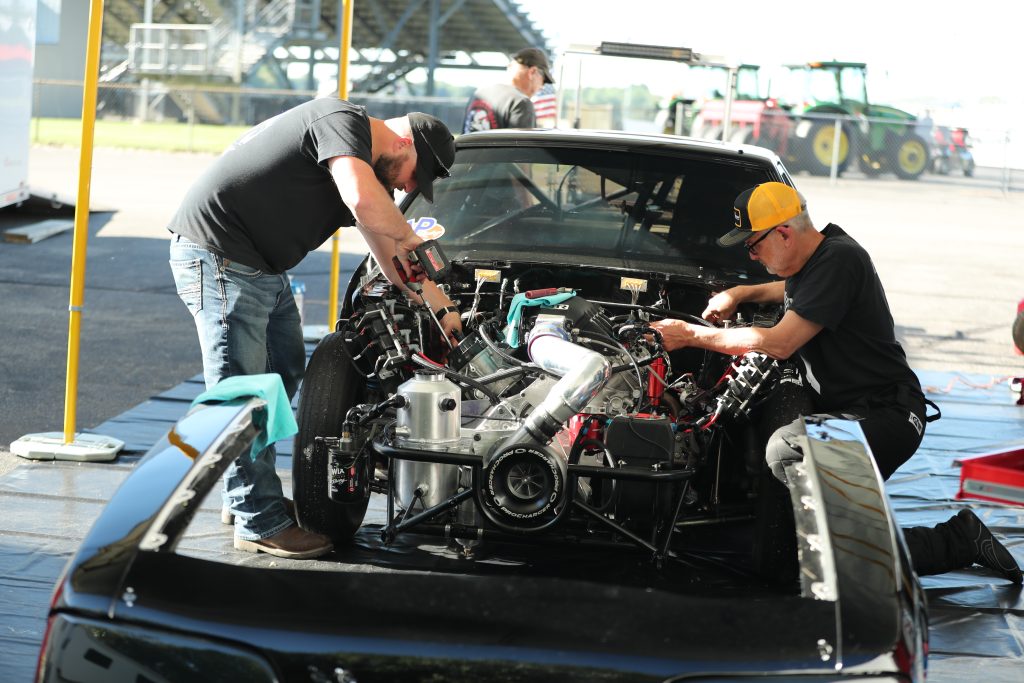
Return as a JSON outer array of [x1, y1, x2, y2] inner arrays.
[[37, 130, 928, 682]]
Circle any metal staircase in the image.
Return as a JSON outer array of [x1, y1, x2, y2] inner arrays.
[[128, 0, 322, 84]]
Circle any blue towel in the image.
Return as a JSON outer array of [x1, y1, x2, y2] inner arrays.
[[191, 374, 297, 461], [504, 291, 576, 347]]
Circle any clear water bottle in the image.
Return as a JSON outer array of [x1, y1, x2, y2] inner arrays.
[[288, 276, 306, 325]]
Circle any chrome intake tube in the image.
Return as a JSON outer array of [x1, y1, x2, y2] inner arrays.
[[510, 316, 613, 446]]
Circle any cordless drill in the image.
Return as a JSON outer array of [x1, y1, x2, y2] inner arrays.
[[391, 239, 453, 347]]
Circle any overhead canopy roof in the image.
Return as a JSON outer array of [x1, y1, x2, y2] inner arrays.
[[339, 0, 549, 58], [318, 0, 552, 92]]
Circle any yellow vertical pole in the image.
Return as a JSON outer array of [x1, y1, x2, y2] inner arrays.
[[328, 0, 355, 328], [63, 0, 106, 444]]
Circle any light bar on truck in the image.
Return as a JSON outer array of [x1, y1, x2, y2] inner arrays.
[[597, 42, 694, 63]]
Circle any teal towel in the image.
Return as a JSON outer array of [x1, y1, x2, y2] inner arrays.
[[191, 374, 298, 461], [504, 291, 576, 347]]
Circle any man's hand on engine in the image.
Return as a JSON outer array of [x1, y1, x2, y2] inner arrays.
[[439, 309, 463, 347], [649, 318, 696, 352], [702, 290, 740, 324], [396, 233, 426, 282]]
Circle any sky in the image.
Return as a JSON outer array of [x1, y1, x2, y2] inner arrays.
[[508, 0, 1017, 108]]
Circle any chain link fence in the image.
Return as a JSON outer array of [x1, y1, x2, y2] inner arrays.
[[31, 79, 1021, 193], [31, 79, 469, 150]]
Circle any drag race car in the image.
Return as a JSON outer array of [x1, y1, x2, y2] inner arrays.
[[37, 130, 927, 682]]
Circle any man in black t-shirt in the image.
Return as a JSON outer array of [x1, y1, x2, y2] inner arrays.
[[168, 99, 461, 560], [462, 47, 554, 133], [651, 182, 1021, 583]]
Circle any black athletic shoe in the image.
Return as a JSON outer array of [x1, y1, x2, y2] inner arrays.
[[957, 508, 1023, 585]]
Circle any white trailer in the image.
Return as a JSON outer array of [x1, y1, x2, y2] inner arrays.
[[0, 0, 37, 210]]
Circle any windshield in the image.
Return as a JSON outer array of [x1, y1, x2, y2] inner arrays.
[[403, 145, 778, 279]]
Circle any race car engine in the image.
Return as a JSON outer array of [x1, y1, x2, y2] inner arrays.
[[310, 265, 789, 561]]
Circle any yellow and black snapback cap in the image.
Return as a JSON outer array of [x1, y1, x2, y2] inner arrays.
[[718, 182, 804, 247]]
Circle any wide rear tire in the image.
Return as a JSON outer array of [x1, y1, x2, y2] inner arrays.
[[293, 331, 369, 542]]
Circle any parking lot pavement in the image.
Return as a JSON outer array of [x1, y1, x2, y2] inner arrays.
[[0, 145, 364, 451], [0, 449, 18, 478]]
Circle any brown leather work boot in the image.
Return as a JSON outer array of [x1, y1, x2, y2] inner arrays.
[[221, 497, 295, 525], [234, 524, 333, 560]]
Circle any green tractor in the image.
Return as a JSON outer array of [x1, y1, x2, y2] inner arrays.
[[753, 61, 933, 180]]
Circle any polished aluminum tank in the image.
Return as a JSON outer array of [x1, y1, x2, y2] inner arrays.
[[393, 371, 461, 510]]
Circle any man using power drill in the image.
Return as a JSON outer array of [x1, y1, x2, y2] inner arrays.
[[168, 98, 462, 560]]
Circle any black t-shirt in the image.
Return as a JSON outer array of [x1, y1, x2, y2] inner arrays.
[[168, 99, 372, 273], [462, 83, 536, 133], [785, 224, 923, 412]]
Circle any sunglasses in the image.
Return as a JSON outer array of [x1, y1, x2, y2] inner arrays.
[[745, 226, 779, 254]]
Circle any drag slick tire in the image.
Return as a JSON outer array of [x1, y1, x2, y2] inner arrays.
[[294, 331, 368, 542]]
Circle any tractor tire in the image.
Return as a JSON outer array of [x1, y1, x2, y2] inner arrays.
[[293, 331, 369, 542], [1013, 306, 1024, 355], [857, 152, 886, 177], [962, 156, 976, 177], [890, 133, 930, 180], [801, 120, 851, 176]]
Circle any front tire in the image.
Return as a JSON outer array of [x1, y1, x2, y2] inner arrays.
[[293, 331, 369, 541], [802, 120, 851, 176], [857, 152, 886, 177], [891, 133, 930, 180]]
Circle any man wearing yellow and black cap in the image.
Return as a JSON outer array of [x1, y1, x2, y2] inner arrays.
[[651, 181, 1021, 584]]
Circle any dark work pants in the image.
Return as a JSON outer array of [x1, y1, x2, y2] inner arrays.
[[764, 394, 970, 576]]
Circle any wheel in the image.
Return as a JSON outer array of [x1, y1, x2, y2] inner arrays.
[[857, 152, 886, 177], [293, 331, 369, 541], [962, 154, 976, 177], [1013, 307, 1024, 355], [802, 120, 851, 176], [931, 153, 951, 175], [890, 133, 930, 180]]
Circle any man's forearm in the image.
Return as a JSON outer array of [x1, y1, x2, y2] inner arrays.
[[686, 324, 768, 357], [730, 281, 785, 305]]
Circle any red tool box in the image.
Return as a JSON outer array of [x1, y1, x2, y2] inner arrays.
[[957, 448, 1024, 506]]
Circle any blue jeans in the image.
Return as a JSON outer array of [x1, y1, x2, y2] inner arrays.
[[168, 234, 305, 540]]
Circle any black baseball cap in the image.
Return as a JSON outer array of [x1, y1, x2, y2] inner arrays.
[[513, 48, 555, 84], [408, 112, 455, 203]]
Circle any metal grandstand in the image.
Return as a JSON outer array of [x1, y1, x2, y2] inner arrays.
[[102, 0, 550, 94]]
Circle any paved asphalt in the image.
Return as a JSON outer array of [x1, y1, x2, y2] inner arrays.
[[1, 145, 1022, 462], [0, 146, 367, 458]]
